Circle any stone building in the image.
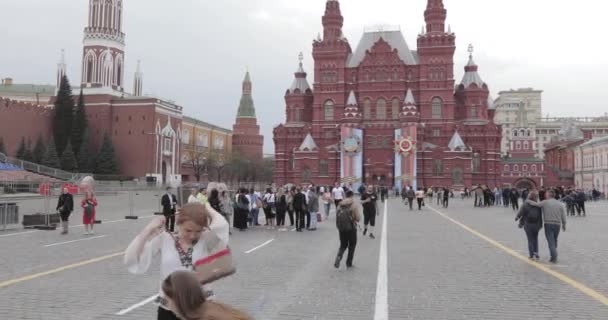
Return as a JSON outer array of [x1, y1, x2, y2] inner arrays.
[[574, 136, 608, 192], [273, 0, 501, 189], [181, 116, 232, 182], [231, 72, 264, 162]]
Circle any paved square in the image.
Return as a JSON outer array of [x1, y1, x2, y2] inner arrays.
[[1, 194, 607, 319]]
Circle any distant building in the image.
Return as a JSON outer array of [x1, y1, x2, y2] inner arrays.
[[181, 116, 232, 182], [494, 88, 608, 159], [0, 78, 55, 105], [574, 136, 608, 192]]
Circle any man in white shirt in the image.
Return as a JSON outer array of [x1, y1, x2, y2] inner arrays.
[[332, 182, 345, 210]]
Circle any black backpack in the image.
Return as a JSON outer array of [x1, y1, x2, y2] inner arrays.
[[336, 205, 354, 232], [526, 206, 541, 223]]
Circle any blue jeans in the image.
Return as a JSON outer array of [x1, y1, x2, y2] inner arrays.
[[324, 203, 331, 217], [544, 224, 561, 261], [524, 224, 540, 258], [250, 208, 260, 226]]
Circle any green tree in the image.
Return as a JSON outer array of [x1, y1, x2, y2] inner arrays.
[[15, 137, 27, 160], [71, 89, 87, 156], [53, 75, 75, 156], [60, 141, 77, 171], [32, 135, 45, 163], [0, 137, 6, 155], [77, 130, 93, 173], [23, 138, 34, 162], [95, 133, 119, 174], [41, 137, 61, 168]]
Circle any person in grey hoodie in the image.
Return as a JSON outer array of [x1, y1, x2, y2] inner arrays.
[[307, 186, 319, 231], [526, 190, 567, 263]]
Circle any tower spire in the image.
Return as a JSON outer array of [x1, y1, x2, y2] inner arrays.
[[56, 49, 66, 90], [322, 0, 344, 41], [133, 60, 143, 96], [424, 0, 447, 33], [288, 52, 311, 94], [237, 70, 256, 118]]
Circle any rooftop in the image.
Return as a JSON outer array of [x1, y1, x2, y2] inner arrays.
[[347, 29, 418, 67], [182, 116, 232, 134]]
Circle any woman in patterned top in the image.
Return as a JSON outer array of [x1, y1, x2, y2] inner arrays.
[[124, 202, 229, 320]]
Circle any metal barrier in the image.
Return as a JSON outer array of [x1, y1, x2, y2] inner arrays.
[[0, 202, 19, 231]]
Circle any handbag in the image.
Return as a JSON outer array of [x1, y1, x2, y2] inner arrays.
[[317, 212, 322, 222], [194, 230, 236, 285]]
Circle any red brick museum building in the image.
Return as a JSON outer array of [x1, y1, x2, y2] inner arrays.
[[273, 0, 502, 189]]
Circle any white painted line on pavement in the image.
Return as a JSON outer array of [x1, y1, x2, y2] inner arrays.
[[373, 200, 389, 320], [116, 294, 158, 315], [44, 235, 108, 247], [0, 230, 39, 238], [245, 238, 275, 254], [0, 215, 155, 239]]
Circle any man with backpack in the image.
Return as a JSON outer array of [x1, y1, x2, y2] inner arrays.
[[334, 190, 362, 269]]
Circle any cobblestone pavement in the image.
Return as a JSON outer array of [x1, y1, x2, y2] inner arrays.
[[0, 195, 607, 319]]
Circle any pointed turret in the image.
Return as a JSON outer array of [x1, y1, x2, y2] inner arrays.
[[133, 60, 143, 96], [56, 49, 66, 90], [322, 0, 344, 41], [232, 70, 263, 160], [343, 90, 361, 121], [299, 133, 319, 151], [400, 88, 420, 122], [460, 44, 485, 88], [237, 71, 256, 118], [288, 52, 311, 94], [425, 0, 447, 33], [448, 131, 467, 151]]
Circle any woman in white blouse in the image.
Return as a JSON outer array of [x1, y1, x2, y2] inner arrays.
[[124, 202, 229, 320]]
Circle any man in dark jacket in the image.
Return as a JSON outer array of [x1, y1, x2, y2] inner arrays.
[[406, 187, 415, 210], [56, 187, 74, 235], [575, 190, 586, 216], [334, 190, 362, 269], [161, 187, 178, 232], [516, 191, 543, 260], [293, 187, 307, 232], [510, 188, 520, 211]]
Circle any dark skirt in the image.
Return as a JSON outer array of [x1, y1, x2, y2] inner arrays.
[[233, 208, 249, 230]]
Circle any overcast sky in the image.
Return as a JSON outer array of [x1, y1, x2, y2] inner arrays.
[[2, 0, 607, 153]]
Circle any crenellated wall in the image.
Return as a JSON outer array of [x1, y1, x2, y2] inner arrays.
[[0, 97, 53, 156]]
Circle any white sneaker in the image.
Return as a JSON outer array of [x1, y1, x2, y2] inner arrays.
[[89, 230, 95, 235]]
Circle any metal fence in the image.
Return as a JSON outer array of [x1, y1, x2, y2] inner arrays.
[[0, 151, 88, 182]]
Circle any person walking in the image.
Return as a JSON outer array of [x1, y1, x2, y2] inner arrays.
[[293, 186, 307, 232], [208, 189, 223, 220], [286, 187, 295, 227], [187, 189, 198, 204], [56, 187, 74, 235], [321, 187, 332, 219], [307, 186, 319, 231], [575, 189, 586, 216], [442, 187, 450, 208], [334, 190, 362, 269], [275, 188, 287, 231], [161, 187, 178, 233], [510, 188, 520, 211], [81, 191, 98, 235], [196, 188, 207, 205], [406, 187, 415, 210], [233, 188, 249, 231], [494, 187, 502, 206], [515, 191, 543, 260], [361, 185, 378, 239], [436, 188, 442, 205], [248, 189, 261, 227], [415, 188, 425, 210], [262, 188, 276, 228], [332, 182, 345, 209], [526, 190, 567, 263], [124, 203, 229, 320]]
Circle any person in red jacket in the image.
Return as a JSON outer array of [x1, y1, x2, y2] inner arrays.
[[81, 191, 98, 235]]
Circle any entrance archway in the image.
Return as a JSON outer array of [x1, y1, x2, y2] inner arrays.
[[514, 178, 536, 190]]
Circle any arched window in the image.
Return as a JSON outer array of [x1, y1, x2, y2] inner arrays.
[[523, 141, 529, 149], [504, 164, 509, 172], [471, 106, 478, 119], [531, 165, 537, 172], [376, 98, 387, 119], [392, 98, 400, 119], [520, 129, 525, 137], [363, 98, 372, 119], [324, 100, 334, 121], [514, 165, 519, 171], [432, 97, 442, 119], [319, 160, 328, 176], [523, 164, 528, 171], [516, 142, 521, 150], [472, 153, 481, 172], [527, 129, 531, 137], [513, 131, 518, 137], [295, 108, 302, 122]]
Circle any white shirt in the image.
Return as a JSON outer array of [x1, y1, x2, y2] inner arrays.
[[332, 187, 345, 200], [263, 193, 275, 203], [187, 195, 198, 204], [124, 203, 229, 300]]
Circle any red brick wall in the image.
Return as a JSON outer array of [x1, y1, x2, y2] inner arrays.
[[0, 98, 52, 157]]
